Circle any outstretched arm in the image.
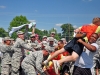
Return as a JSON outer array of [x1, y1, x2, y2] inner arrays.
[[32, 25, 36, 34]]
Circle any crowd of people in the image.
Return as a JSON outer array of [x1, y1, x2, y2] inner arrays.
[[0, 17, 100, 75]]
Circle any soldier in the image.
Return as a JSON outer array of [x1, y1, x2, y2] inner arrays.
[[47, 31, 58, 44], [42, 36, 47, 41], [21, 49, 49, 75], [93, 37, 100, 75], [30, 34, 41, 51], [46, 37, 57, 53], [0, 37, 14, 75], [11, 31, 34, 75], [30, 34, 39, 45]]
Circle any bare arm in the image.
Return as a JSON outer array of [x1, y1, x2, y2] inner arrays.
[[47, 48, 65, 61], [32, 25, 36, 34]]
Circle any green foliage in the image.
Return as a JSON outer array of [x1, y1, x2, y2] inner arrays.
[[61, 23, 74, 41], [8, 15, 29, 39], [0, 28, 8, 37]]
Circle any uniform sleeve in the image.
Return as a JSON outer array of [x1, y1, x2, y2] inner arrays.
[[20, 40, 35, 51], [35, 52, 44, 74], [1, 45, 14, 53]]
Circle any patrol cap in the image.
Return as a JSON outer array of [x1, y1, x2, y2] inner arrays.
[[4, 37, 13, 41], [49, 37, 54, 41], [17, 31, 24, 35], [30, 34, 35, 38], [61, 38, 66, 41], [51, 31, 55, 34], [43, 36, 47, 38], [42, 41, 47, 46]]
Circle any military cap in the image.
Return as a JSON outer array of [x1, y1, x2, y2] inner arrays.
[[17, 31, 24, 35], [61, 38, 66, 41], [43, 36, 47, 38], [4, 37, 13, 41], [51, 31, 55, 34], [49, 37, 54, 41], [42, 41, 47, 46], [30, 34, 35, 38]]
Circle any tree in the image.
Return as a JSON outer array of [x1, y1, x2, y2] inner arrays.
[[61, 23, 74, 41], [0, 28, 7, 37], [8, 15, 29, 39]]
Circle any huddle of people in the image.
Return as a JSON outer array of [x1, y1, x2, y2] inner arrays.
[[1, 17, 100, 75]]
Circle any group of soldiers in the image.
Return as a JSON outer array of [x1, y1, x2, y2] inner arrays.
[[0, 30, 69, 75]]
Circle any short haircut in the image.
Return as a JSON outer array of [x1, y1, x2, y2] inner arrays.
[[92, 17, 100, 24]]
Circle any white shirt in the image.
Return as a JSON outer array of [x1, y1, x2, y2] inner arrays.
[[74, 43, 99, 68]]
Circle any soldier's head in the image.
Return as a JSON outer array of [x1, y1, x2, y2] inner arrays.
[[4, 37, 13, 45], [17, 31, 24, 40], [50, 31, 55, 37], [42, 36, 47, 41], [48, 37, 54, 45], [41, 41, 47, 49], [42, 49, 49, 56], [30, 34, 36, 42]]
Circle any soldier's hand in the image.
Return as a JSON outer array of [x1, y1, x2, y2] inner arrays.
[[43, 60, 49, 66]]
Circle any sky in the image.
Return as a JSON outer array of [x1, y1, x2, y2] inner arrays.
[[0, 0, 100, 33]]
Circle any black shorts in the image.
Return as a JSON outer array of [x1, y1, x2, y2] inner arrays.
[[72, 66, 92, 75], [64, 37, 84, 56]]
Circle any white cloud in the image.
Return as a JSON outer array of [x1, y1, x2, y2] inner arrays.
[[56, 23, 63, 27], [73, 25, 78, 29], [29, 20, 36, 22], [0, 6, 6, 9]]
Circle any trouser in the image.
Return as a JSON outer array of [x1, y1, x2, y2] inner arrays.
[[72, 66, 92, 75], [11, 53, 25, 75], [21, 61, 37, 75], [11, 58, 20, 75], [1, 64, 11, 75]]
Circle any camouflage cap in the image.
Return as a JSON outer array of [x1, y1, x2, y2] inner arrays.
[[61, 38, 66, 41], [42, 41, 47, 46], [17, 31, 24, 35], [49, 37, 54, 41], [30, 34, 36, 38], [51, 31, 55, 34], [4, 37, 13, 41], [43, 36, 47, 38]]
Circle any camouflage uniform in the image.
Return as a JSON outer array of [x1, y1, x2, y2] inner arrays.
[[30, 34, 40, 51], [46, 37, 57, 53], [11, 37, 34, 75], [93, 38, 100, 67], [0, 44, 14, 75], [21, 51, 46, 75]]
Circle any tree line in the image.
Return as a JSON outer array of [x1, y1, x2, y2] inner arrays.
[[0, 15, 75, 41]]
